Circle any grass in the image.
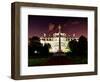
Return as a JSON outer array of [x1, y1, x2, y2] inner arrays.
[[28, 58, 49, 66], [28, 53, 87, 66]]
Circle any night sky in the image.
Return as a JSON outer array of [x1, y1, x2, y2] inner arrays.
[[28, 15, 87, 38]]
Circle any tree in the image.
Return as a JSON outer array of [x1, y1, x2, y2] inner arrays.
[[42, 43, 51, 57], [78, 35, 87, 58], [68, 39, 78, 56], [67, 35, 88, 64], [28, 36, 43, 58]]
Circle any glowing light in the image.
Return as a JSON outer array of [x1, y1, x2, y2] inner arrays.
[[40, 33, 73, 53], [34, 50, 38, 54]]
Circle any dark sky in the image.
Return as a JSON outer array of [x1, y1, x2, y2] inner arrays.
[[28, 15, 87, 38]]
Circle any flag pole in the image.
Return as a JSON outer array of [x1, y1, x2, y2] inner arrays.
[[58, 24, 62, 52]]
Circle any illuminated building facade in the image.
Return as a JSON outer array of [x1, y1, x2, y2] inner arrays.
[[40, 25, 78, 53]]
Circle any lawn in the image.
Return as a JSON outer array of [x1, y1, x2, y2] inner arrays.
[[28, 58, 49, 66]]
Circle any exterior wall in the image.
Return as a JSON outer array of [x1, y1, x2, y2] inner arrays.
[[41, 38, 69, 53], [40, 33, 78, 53]]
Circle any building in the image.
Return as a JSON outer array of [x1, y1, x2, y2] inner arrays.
[[40, 25, 78, 53]]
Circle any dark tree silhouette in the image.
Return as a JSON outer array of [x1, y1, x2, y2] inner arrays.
[[42, 43, 51, 57], [28, 36, 43, 58], [67, 35, 88, 64], [28, 36, 52, 58], [30, 36, 40, 44], [78, 35, 87, 58], [68, 39, 78, 56]]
